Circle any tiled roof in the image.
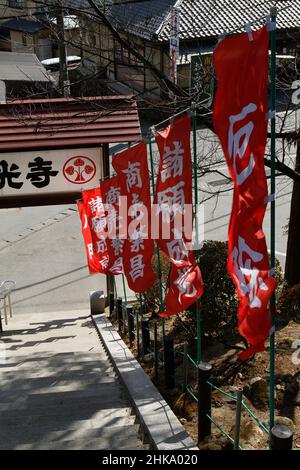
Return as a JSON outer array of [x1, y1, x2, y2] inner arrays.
[[0, 52, 53, 83], [0, 96, 141, 152], [159, 0, 300, 41], [88, 0, 300, 42], [107, 0, 175, 40], [47, 0, 174, 40], [0, 18, 47, 34]]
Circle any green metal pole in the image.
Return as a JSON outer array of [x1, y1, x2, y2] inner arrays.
[[148, 135, 166, 338], [122, 273, 128, 306], [269, 7, 277, 434], [191, 103, 202, 363], [114, 276, 118, 298]]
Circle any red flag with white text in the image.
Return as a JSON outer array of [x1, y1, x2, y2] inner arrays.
[[100, 176, 124, 275], [77, 200, 100, 274], [82, 187, 109, 274], [213, 26, 277, 360], [154, 114, 203, 316], [112, 143, 156, 292]]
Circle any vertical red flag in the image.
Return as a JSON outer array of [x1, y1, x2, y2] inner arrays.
[[213, 26, 277, 360], [82, 187, 109, 274], [112, 142, 156, 292], [154, 114, 203, 316], [77, 200, 100, 274], [100, 176, 124, 275]]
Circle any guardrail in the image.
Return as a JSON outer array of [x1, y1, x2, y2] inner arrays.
[[105, 293, 294, 450], [0, 280, 16, 334]]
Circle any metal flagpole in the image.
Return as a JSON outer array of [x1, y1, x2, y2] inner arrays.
[[191, 103, 202, 363], [269, 6, 277, 433], [122, 274, 128, 305], [148, 133, 166, 338], [113, 276, 118, 297]]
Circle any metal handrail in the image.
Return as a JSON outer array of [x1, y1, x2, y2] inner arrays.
[[0, 280, 16, 329], [0, 280, 16, 296]]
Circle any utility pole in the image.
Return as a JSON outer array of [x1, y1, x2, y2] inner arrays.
[[285, 140, 300, 286], [285, 42, 300, 287], [56, 0, 70, 97], [269, 5, 277, 436]]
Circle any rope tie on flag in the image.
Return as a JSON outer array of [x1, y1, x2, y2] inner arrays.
[[269, 267, 276, 276], [265, 193, 276, 204], [244, 23, 254, 41], [269, 324, 276, 336], [266, 14, 277, 32], [266, 110, 276, 121]]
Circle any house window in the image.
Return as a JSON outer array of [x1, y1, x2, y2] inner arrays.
[[90, 33, 97, 48], [9, 0, 24, 8], [129, 42, 144, 67], [35, 3, 48, 13]]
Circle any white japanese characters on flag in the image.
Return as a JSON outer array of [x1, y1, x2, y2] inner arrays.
[[154, 114, 203, 316], [77, 199, 101, 274], [100, 176, 124, 276], [82, 187, 109, 274], [112, 142, 156, 293], [228, 103, 257, 186]]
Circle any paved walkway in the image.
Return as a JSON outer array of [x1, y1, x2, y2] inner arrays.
[[0, 310, 145, 450]]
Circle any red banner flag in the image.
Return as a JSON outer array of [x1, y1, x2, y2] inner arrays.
[[112, 142, 156, 292], [213, 26, 277, 360], [77, 200, 100, 274], [154, 115, 203, 316], [100, 176, 124, 275], [82, 187, 109, 274]]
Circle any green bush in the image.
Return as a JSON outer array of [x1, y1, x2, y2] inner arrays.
[[194, 240, 238, 341], [187, 241, 284, 342], [140, 250, 170, 315], [141, 240, 284, 342], [278, 283, 300, 322]]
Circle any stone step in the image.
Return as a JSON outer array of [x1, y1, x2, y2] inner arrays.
[[0, 375, 118, 392], [2, 351, 111, 361], [0, 382, 124, 403], [0, 430, 145, 450], [0, 423, 139, 445], [0, 407, 135, 429], [0, 364, 116, 376], [1, 353, 112, 364], [0, 390, 129, 412], [0, 310, 145, 451]]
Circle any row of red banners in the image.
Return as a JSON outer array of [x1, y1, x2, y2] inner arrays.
[[78, 24, 277, 359], [78, 114, 203, 316]]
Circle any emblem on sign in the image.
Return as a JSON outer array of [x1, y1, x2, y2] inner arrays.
[[63, 156, 96, 184]]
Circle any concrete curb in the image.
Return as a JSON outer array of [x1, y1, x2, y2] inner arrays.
[[92, 313, 198, 451]]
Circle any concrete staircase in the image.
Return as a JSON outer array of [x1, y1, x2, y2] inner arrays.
[[0, 310, 145, 450]]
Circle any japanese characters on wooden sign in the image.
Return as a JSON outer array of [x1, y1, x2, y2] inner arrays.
[[0, 147, 102, 197]]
